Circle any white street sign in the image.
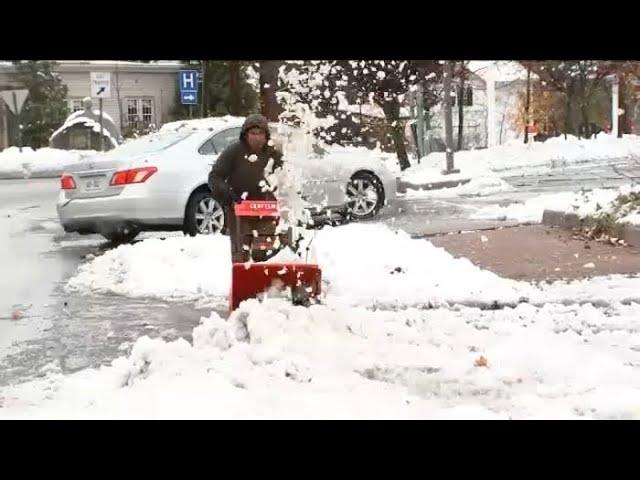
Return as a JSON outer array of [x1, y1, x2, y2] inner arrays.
[[0, 89, 29, 114], [90, 72, 111, 99]]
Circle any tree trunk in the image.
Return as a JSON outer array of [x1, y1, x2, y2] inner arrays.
[[457, 66, 464, 151], [524, 68, 531, 143], [259, 61, 283, 122], [564, 92, 574, 139], [380, 98, 410, 171], [229, 61, 241, 116], [580, 103, 590, 138]]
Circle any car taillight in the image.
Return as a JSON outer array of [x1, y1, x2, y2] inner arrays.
[[60, 175, 76, 190], [110, 167, 157, 186]]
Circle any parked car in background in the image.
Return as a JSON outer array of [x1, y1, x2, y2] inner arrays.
[[57, 116, 397, 243]]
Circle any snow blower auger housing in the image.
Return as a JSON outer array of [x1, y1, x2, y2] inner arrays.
[[229, 200, 321, 313]]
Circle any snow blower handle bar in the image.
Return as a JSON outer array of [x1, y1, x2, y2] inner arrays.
[[234, 200, 280, 218]]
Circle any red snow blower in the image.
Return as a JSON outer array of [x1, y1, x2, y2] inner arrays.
[[228, 200, 321, 313]]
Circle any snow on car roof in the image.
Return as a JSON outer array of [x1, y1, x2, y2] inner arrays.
[[159, 116, 245, 134]]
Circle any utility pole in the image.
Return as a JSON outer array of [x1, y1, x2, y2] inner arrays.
[[442, 60, 459, 174]]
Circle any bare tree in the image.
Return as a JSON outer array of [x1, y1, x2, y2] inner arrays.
[[521, 61, 610, 138], [279, 60, 442, 171]]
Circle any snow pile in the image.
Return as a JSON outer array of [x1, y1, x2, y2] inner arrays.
[[50, 116, 118, 149], [3, 298, 640, 419], [0, 147, 98, 179], [64, 221, 640, 309], [402, 134, 640, 185], [66, 223, 528, 308], [314, 223, 526, 308], [472, 184, 640, 224], [65, 235, 232, 304]]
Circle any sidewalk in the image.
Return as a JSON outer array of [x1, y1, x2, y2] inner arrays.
[[429, 224, 640, 282]]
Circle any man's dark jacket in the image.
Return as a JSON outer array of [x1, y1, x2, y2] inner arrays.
[[208, 114, 283, 206]]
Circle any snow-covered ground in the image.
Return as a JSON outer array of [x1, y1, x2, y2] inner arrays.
[[405, 175, 515, 199], [65, 224, 528, 309], [3, 295, 640, 419], [0, 147, 98, 179], [64, 223, 640, 308], [472, 184, 640, 225], [401, 134, 640, 190], [3, 222, 640, 418]]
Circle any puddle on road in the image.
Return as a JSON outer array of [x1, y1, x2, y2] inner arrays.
[[0, 288, 226, 386], [0, 231, 226, 387]]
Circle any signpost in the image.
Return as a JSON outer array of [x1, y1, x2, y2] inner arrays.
[[0, 89, 29, 152], [179, 70, 199, 118], [91, 72, 111, 151]]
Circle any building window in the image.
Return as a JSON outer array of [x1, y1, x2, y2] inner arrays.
[[141, 99, 153, 124], [125, 98, 155, 130], [68, 98, 84, 113]]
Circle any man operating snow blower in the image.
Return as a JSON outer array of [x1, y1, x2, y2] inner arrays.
[[208, 114, 284, 262], [208, 114, 322, 312]]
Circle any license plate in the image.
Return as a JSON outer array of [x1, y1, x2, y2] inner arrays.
[[82, 175, 107, 192]]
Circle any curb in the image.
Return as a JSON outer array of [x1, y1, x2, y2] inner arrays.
[[542, 209, 640, 247], [396, 177, 471, 193], [410, 222, 536, 239]]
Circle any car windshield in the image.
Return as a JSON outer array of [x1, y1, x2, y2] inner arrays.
[[106, 131, 193, 157]]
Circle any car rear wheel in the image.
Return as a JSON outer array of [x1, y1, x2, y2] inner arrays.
[[184, 190, 225, 236]]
